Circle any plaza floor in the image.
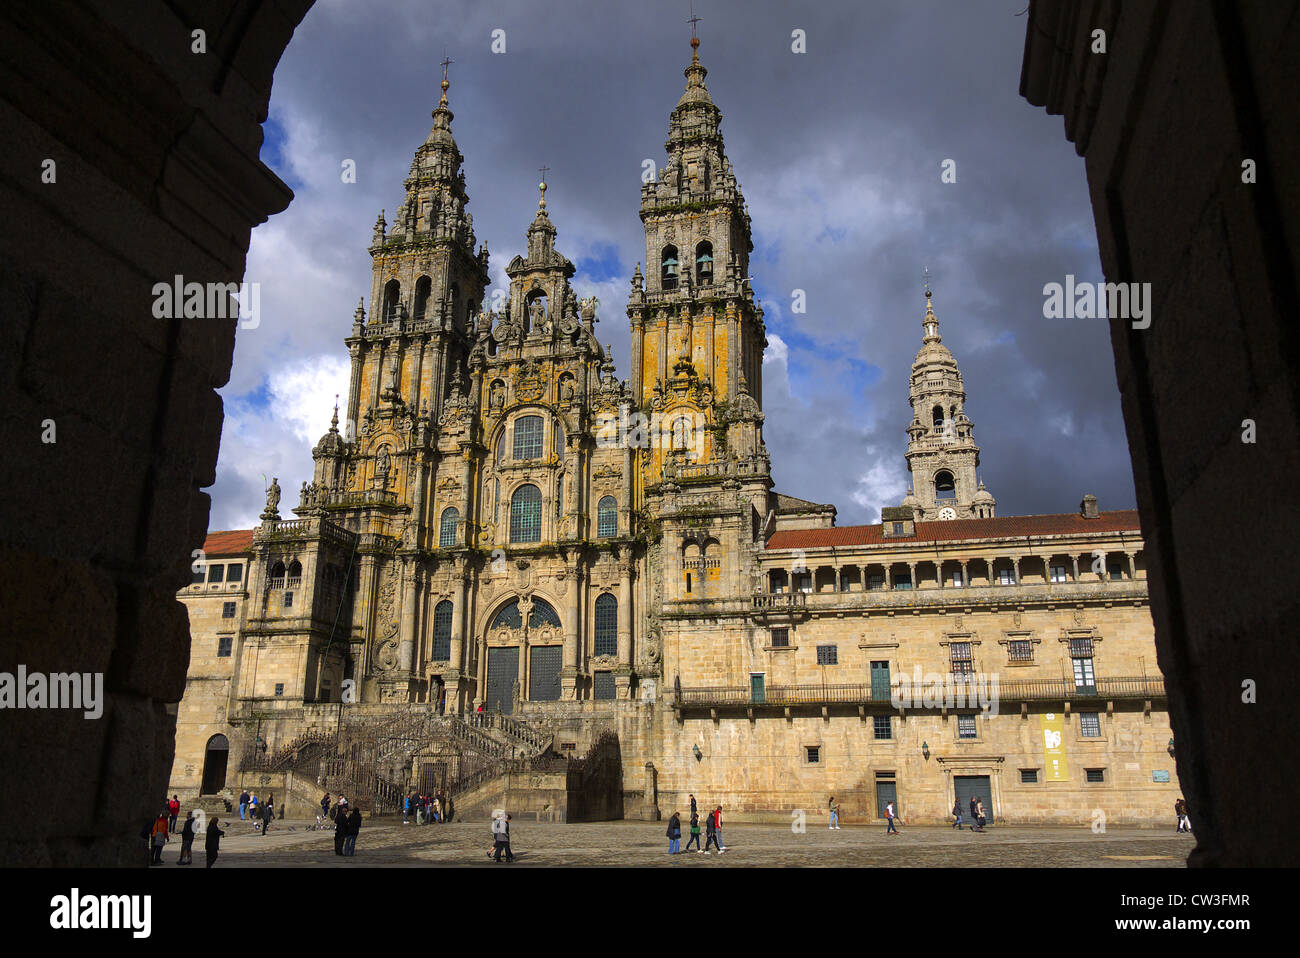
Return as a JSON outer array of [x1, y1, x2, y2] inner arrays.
[[192, 817, 1194, 867]]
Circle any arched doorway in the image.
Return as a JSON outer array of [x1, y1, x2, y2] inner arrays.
[[200, 734, 230, 794]]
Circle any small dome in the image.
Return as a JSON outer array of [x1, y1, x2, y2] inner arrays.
[[973, 481, 995, 504], [900, 488, 920, 509]]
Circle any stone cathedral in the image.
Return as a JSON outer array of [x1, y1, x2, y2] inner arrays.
[[171, 39, 1181, 826]]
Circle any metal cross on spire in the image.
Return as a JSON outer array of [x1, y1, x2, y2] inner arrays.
[[538, 165, 550, 209], [441, 54, 453, 83], [688, 1, 702, 50]]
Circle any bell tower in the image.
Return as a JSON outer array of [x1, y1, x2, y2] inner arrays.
[[626, 31, 768, 496], [904, 283, 993, 520]]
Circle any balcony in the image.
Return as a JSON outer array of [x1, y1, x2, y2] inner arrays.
[[752, 593, 807, 613], [674, 675, 1165, 711]]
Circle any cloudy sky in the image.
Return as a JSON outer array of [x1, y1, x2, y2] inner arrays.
[[209, 0, 1136, 532]]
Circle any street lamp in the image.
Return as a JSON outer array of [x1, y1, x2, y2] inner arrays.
[[1167, 737, 1175, 757], [692, 743, 703, 762]]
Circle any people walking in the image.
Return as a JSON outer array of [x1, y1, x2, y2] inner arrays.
[[344, 806, 362, 856], [167, 795, 180, 833], [972, 798, 986, 832], [666, 812, 681, 854], [239, 789, 249, 821], [177, 811, 195, 864], [204, 817, 225, 868], [334, 800, 349, 855], [969, 795, 978, 829], [885, 801, 900, 834], [829, 796, 840, 829], [714, 806, 726, 851], [404, 793, 412, 825], [686, 810, 702, 852], [320, 792, 331, 827], [1175, 798, 1191, 833], [150, 810, 169, 865], [952, 799, 964, 830], [689, 793, 697, 820], [261, 798, 273, 836], [491, 811, 513, 863], [703, 808, 720, 853]]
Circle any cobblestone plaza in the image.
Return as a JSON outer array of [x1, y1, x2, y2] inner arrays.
[[197, 818, 1192, 868]]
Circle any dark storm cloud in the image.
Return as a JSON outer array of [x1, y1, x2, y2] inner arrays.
[[209, 0, 1136, 530]]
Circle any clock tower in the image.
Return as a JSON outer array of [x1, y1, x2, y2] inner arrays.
[[903, 286, 994, 520]]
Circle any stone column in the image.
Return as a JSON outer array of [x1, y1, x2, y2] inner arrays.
[[398, 561, 417, 672], [347, 342, 363, 431], [960, 560, 969, 587], [907, 562, 917, 590], [1071, 555, 1080, 582], [1125, 551, 1136, 580], [562, 556, 582, 701], [448, 563, 467, 710], [726, 303, 739, 399], [616, 554, 633, 700], [1012, 557, 1022, 584]]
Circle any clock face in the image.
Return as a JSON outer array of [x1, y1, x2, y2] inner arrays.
[[938, 507, 956, 520]]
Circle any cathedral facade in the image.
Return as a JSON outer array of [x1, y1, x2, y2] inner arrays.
[[170, 40, 1180, 825]]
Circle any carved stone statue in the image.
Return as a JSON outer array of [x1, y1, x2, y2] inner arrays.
[[376, 447, 390, 474], [559, 377, 575, 402], [261, 477, 281, 521], [528, 296, 546, 333]]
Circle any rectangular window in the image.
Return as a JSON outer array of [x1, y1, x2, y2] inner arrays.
[[1020, 768, 1039, 784], [217, 636, 233, 657], [1086, 768, 1105, 783], [592, 671, 616, 700], [1069, 636, 1094, 657], [957, 715, 977, 739], [283, 591, 293, 609], [951, 569, 964, 587], [1080, 712, 1102, 737], [685, 573, 692, 594], [998, 567, 1015, 585], [893, 571, 912, 590], [207, 563, 224, 584], [274, 683, 284, 696], [1050, 564, 1068, 583], [796, 573, 812, 594], [1073, 656, 1096, 693], [867, 573, 885, 590], [226, 563, 243, 583], [191, 567, 205, 585], [1107, 563, 1124, 581], [512, 415, 544, 460], [770, 628, 789, 648], [950, 641, 973, 674], [892, 522, 905, 535], [222, 601, 236, 619], [873, 715, 892, 740], [839, 572, 851, 592], [1007, 639, 1033, 662], [816, 644, 838, 666], [805, 746, 820, 764], [870, 661, 891, 700]]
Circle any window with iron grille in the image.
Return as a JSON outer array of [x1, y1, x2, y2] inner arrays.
[[1069, 637, 1094, 657], [1080, 712, 1101, 737], [274, 683, 284, 696], [1086, 768, 1105, 783], [1007, 639, 1033, 662], [1020, 768, 1038, 784], [439, 507, 460, 548], [770, 627, 789, 647], [222, 601, 236, 619], [597, 496, 617, 538], [512, 415, 544, 460], [867, 573, 885, 590], [282, 591, 293, 609], [592, 671, 616, 700], [950, 641, 973, 674], [816, 644, 838, 665], [957, 715, 977, 739], [432, 600, 453, 661], [873, 715, 892, 740], [805, 746, 820, 763], [594, 594, 617, 657], [510, 484, 542, 543], [217, 636, 233, 657]]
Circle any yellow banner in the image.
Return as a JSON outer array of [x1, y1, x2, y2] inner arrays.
[[1041, 712, 1069, 781]]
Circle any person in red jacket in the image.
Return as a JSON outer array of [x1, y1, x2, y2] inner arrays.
[[167, 795, 180, 832]]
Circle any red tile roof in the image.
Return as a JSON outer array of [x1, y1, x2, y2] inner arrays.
[[766, 510, 1142, 551], [202, 529, 254, 556]]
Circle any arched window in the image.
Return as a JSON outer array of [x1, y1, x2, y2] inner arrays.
[[661, 246, 679, 291], [513, 415, 544, 460], [695, 241, 714, 285], [439, 507, 460, 548], [594, 594, 617, 656], [269, 561, 286, 588], [597, 496, 617, 538], [432, 600, 453, 661], [413, 275, 432, 320], [932, 405, 945, 429], [382, 279, 401, 321], [935, 470, 956, 500], [287, 560, 302, 586], [494, 477, 501, 523], [490, 597, 561, 629], [510, 484, 543, 543]]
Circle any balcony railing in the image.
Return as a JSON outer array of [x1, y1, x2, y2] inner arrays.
[[675, 675, 1166, 709], [752, 593, 807, 611]]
